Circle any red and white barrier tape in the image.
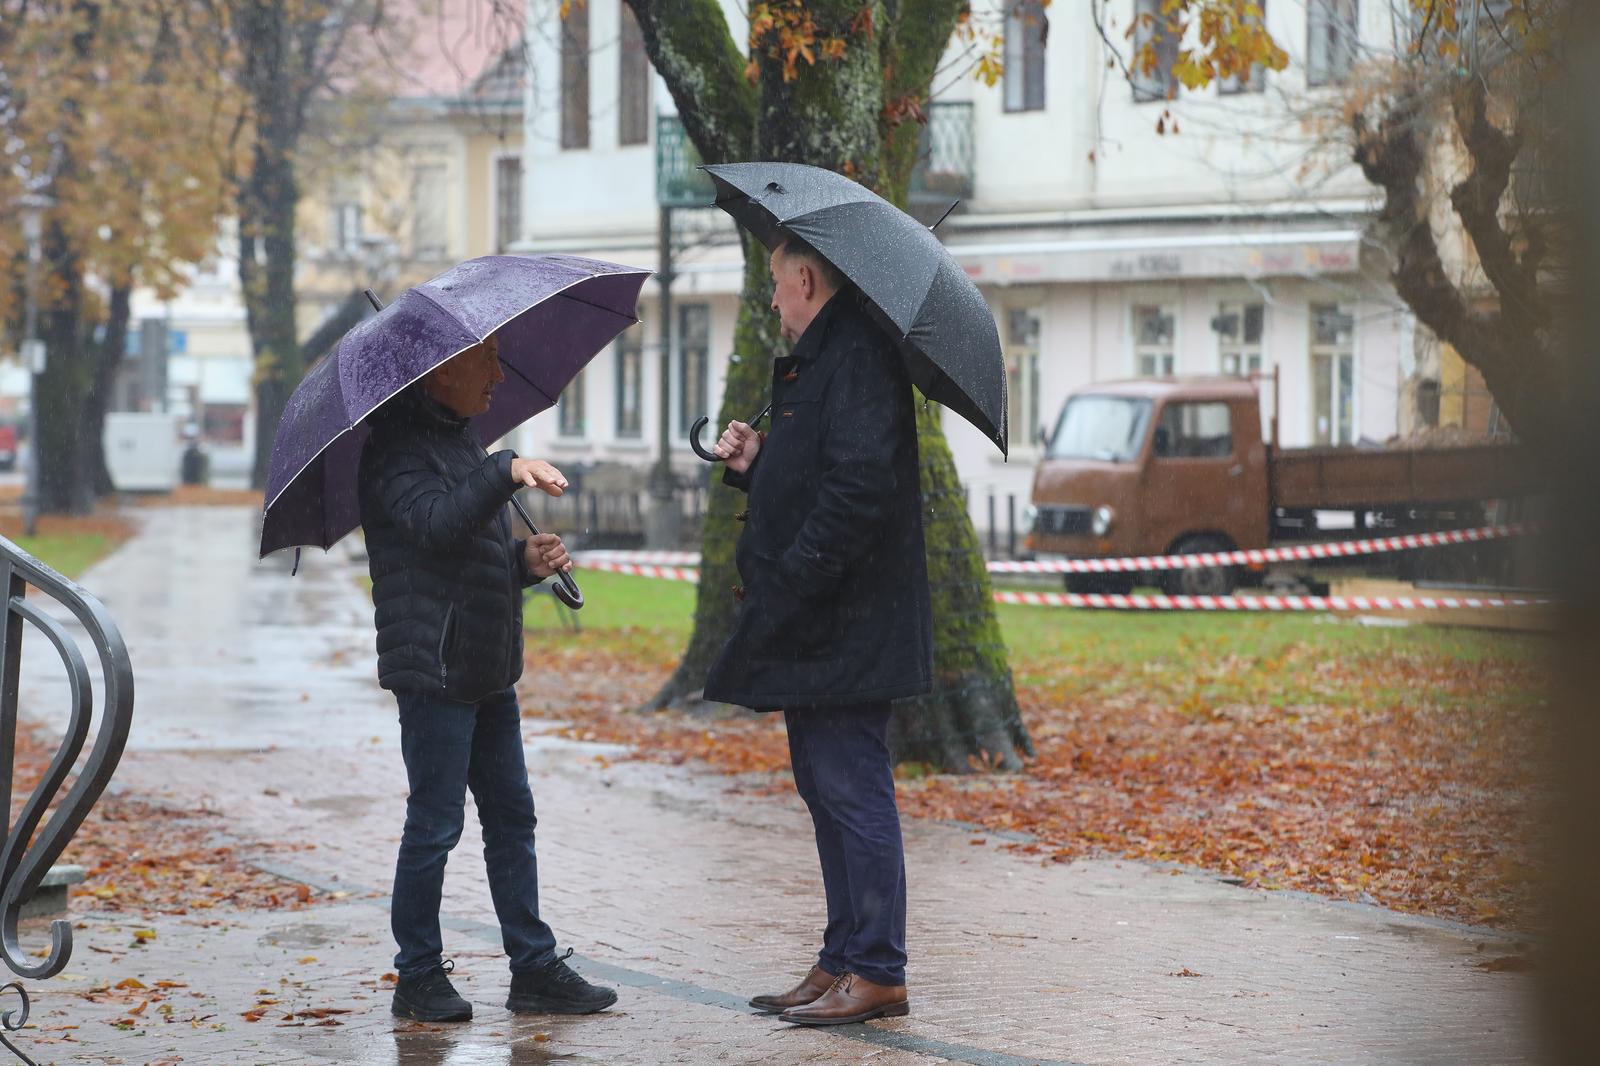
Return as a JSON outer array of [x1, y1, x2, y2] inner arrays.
[[988, 522, 1529, 574], [991, 590, 1549, 611], [575, 559, 1549, 611], [582, 550, 703, 567], [578, 560, 702, 582], [580, 523, 1528, 576]]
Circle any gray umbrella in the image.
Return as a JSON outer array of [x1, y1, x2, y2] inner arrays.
[[699, 161, 1007, 456]]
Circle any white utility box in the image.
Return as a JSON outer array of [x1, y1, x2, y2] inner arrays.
[[104, 412, 182, 492]]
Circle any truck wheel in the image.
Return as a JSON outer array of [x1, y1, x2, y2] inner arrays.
[[1065, 573, 1135, 595], [1160, 535, 1238, 597]]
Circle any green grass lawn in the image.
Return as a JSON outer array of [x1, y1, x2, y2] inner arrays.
[[523, 569, 698, 664], [12, 533, 120, 580], [527, 569, 1545, 710]]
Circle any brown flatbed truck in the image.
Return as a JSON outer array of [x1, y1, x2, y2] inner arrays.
[[1023, 376, 1530, 596]]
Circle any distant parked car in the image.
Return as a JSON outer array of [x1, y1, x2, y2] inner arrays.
[[0, 425, 17, 472]]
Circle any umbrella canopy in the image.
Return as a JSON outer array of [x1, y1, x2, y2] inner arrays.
[[702, 161, 1007, 455], [260, 254, 649, 557]]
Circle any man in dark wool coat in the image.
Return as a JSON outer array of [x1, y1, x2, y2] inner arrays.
[[708, 234, 934, 1026], [359, 335, 618, 1023]]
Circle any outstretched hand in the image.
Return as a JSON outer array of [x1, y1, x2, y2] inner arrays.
[[511, 458, 568, 497]]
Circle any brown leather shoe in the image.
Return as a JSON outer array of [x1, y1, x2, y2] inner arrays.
[[779, 972, 909, 1026], [748, 964, 836, 1014]]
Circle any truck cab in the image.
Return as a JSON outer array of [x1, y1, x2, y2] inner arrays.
[[1026, 378, 1270, 594]]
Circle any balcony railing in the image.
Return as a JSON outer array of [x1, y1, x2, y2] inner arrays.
[[656, 115, 716, 209], [910, 101, 975, 203]]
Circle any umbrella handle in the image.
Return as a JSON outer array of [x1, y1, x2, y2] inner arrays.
[[511, 495, 584, 611], [688, 416, 722, 462], [689, 402, 773, 463]]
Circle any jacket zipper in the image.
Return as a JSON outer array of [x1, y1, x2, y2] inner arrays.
[[438, 604, 456, 685]]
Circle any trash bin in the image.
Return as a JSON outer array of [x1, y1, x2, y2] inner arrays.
[[180, 442, 210, 486]]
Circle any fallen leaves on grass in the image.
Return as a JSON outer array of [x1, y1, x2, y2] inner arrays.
[[523, 636, 1544, 932]]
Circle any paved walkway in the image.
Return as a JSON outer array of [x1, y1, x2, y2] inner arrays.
[[13, 507, 1535, 1065]]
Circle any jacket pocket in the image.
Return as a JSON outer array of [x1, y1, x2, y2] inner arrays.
[[437, 604, 457, 685], [747, 558, 842, 660]]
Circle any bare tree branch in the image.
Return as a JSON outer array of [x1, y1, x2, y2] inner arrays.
[[1449, 79, 1539, 326]]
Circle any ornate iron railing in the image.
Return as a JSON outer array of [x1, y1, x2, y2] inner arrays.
[[0, 536, 134, 1065]]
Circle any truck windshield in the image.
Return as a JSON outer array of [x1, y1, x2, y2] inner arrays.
[[1047, 396, 1152, 462]]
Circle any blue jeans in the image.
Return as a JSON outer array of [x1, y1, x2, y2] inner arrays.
[[392, 687, 558, 979], [785, 703, 908, 987]]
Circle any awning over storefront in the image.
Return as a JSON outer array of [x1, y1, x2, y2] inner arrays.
[[950, 228, 1365, 286]]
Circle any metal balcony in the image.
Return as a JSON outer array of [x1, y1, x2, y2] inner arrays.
[[910, 101, 975, 203], [656, 115, 716, 209]]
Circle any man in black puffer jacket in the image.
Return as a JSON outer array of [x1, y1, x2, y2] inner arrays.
[[359, 334, 616, 1023]]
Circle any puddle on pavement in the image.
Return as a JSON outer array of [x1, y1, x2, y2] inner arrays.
[[261, 921, 351, 948], [305, 1024, 598, 1065], [302, 793, 378, 815]]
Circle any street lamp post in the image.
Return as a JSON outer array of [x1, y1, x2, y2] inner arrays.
[[644, 204, 681, 549], [19, 194, 52, 538]]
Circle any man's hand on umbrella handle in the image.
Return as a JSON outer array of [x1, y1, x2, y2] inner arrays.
[[716, 421, 761, 474], [511, 458, 568, 497], [525, 532, 572, 579]]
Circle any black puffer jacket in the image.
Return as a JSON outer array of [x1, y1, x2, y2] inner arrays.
[[358, 387, 541, 703]]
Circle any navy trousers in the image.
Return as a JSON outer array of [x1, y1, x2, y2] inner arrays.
[[784, 702, 908, 987], [391, 687, 559, 980]]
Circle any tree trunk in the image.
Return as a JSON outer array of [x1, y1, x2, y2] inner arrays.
[[32, 0, 100, 516], [650, 234, 782, 708], [242, 129, 301, 490], [82, 283, 129, 499], [230, 0, 307, 491], [1354, 81, 1564, 458], [34, 221, 94, 516], [632, 0, 1033, 770], [889, 402, 1031, 769]]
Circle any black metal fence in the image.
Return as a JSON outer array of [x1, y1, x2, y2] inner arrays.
[[0, 537, 133, 1064], [966, 486, 1026, 561], [517, 479, 708, 550]]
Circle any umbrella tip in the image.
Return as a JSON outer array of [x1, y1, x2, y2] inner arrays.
[[930, 200, 959, 233]]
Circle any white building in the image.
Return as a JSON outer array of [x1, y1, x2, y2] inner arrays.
[[127, 231, 256, 485], [511, 0, 1416, 543]]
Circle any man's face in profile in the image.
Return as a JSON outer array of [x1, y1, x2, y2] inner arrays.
[[426, 334, 504, 417]]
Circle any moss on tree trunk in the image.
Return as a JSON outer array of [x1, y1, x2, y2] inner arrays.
[[630, 0, 1031, 770]]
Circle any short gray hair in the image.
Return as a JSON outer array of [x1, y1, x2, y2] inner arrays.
[[776, 233, 847, 293]]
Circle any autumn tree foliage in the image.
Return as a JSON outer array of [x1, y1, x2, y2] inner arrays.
[[1, 1, 239, 512], [188, 0, 403, 490]]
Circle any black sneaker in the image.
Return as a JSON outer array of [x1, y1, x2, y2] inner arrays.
[[392, 959, 473, 1022], [506, 948, 618, 1015]]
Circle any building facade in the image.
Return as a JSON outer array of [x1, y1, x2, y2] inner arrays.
[[510, 0, 1433, 544]]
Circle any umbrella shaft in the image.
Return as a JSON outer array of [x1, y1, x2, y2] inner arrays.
[[511, 493, 585, 610]]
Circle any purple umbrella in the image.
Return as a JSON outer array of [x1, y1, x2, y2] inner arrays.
[[259, 254, 649, 563]]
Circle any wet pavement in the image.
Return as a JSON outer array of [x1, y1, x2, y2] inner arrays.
[[12, 507, 1536, 1064]]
